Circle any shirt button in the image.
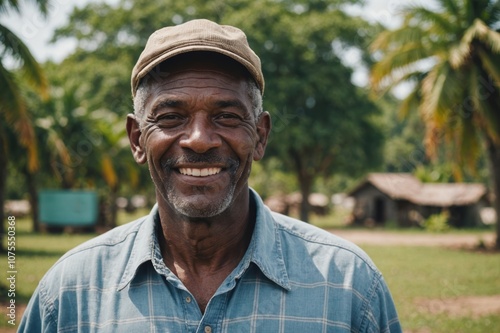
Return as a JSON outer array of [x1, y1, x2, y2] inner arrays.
[[185, 296, 191, 303], [204, 326, 212, 333]]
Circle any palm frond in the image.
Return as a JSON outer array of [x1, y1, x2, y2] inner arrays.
[[421, 66, 445, 119], [423, 119, 441, 159], [398, 87, 421, 119], [0, 23, 48, 98], [438, 0, 462, 21], [469, 66, 500, 143], [464, 18, 500, 52], [469, 0, 495, 24], [449, 39, 472, 68], [487, 1, 500, 27], [0, 0, 20, 14], [46, 127, 72, 167], [446, 18, 500, 69], [371, 43, 435, 90], [0, 60, 24, 119], [101, 154, 118, 189], [14, 113, 39, 171], [370, 25, 427, 52], [372, 0, 500, 167], [405, 6, 459, 36], [0, 62, 39, 171], [128, 164, 139, 189], [458, 113, 482, 171], [420, 63, 471, 158], [370, 69, 423, 102], [477, 48, 500, 88], [0, 0, 49, 15]]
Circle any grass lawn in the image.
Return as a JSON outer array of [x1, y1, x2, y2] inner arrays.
[[1, 210, 499, 332], [363, 245, 500, 333]]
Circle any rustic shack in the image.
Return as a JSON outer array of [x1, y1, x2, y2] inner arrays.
[[348, 173, 490, 227]]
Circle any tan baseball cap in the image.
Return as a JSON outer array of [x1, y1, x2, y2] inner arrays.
[[131, 19, 264, 97]]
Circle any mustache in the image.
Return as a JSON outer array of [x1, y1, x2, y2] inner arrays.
[[161, 151, 239, 170]]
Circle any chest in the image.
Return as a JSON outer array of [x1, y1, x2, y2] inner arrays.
[[53, 265, 363, 333], [181, 273, 228, 313]]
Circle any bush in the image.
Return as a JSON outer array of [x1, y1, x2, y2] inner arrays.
[[423, 211, 450, 232]]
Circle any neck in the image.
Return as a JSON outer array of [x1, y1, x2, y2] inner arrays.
[[157, 189, 256, 274]]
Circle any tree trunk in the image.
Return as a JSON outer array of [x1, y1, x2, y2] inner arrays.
[[24, 167, 40, 232], [108, 187, 118, 229], [289, 148, 314, 222], [97, 188, 118, 230], [298, 174, 312, 223], [0, 134, 7, 251], [486, 137, 500, 250]]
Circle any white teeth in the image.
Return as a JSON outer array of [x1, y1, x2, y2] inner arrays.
[[179, 168, 221, 177]]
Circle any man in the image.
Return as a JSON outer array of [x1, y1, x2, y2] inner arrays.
[[19, 19, 401, 332]]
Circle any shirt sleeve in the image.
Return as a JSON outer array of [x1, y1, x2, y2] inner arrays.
[[18, 282, 57, 333], [360, 274, 402, 333]]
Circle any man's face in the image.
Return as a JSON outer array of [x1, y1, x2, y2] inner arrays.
[[128, 56, 269, 218]]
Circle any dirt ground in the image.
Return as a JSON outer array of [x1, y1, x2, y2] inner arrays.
[[329, 229, 496, 249], [415, 295, 500, 318]]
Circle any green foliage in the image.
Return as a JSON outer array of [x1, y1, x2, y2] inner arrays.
[[423, 211, 451, 232], [249, 158, 297, 199], [414, 164, 455, 183]]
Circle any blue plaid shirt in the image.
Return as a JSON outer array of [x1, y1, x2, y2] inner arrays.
[[19, 190, 401, 332]]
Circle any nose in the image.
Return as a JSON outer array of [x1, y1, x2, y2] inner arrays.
[[179, 115, 222, 153]]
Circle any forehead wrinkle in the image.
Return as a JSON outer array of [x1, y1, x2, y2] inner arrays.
[[149, 97, 187, 115], [214, 99, 249, 113], [144, 67, 251, 116], [150, 96, 250, 115], [149, 86, 249, 113]]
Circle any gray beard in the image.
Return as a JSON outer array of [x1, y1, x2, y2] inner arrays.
[[161, 151, 240, 218], [166, 183, 236, 218]]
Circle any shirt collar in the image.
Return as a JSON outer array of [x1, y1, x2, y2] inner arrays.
[[118, 188, 290, 291], [117, 207, 160, 290], [244, 188, 291, 290]]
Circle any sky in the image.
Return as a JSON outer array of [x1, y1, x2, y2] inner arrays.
[[1, 0, 436, 95]]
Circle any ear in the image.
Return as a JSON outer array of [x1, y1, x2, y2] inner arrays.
[[253, 111, 272, 161], [126, 114, 147, 164]]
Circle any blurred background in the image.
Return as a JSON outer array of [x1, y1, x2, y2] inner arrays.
[[1, 1, 499, 332]]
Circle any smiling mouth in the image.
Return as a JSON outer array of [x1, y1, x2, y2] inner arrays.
[[178, 167, 222, 177]]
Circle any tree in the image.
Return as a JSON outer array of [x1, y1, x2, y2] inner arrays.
[[234, 2, 384, 221], [52, 0, 384, 222], [24, 83, 141, 229], [0, 0, 49, 249], [370, 0, 500, 247]]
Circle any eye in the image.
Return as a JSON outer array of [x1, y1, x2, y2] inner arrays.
[[156, 113, 184, 127], [215, 112, 242, 126]]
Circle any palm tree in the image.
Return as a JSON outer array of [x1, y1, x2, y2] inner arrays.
[[0, 0, 49, 249], [370, 0, 500, 248]]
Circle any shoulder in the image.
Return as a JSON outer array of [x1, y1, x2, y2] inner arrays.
[[39, 215, 150, 291], [19, 215, 153, 331], [267, 211, 401, 330], [270, 211, 379, 273], [57, 216, 147, 264]]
